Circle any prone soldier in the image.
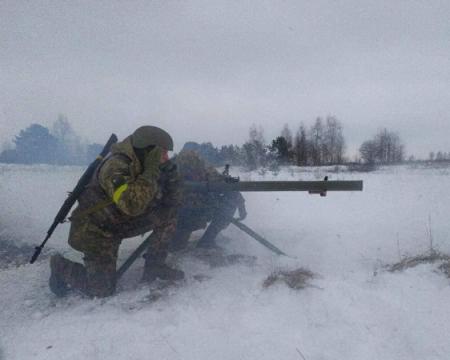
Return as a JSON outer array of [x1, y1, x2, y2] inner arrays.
[[49, 126, 184, 298]]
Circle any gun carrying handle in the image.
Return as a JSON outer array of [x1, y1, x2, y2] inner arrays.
[[308, 190, 327, 197], [308, 176, 328, 197]]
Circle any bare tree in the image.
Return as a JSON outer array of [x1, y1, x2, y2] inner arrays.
[[436, 151, 445, 161], [243, 124, 267, 170], [360, 128, 405, 164], [294, 123, 308, 166], [281, 123, 293, 152], [51, 114, 85, 164], [323, 116, 346, 164], [359, 140, 377, 164], [375, 129, 404, 163], [309, 117, 324, 165]]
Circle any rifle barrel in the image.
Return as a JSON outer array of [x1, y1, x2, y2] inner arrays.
[[183, 180, 363, 193]]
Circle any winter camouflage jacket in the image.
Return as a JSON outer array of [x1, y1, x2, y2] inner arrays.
[[71, 136, 181, 237]]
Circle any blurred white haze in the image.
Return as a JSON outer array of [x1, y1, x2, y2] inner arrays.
[[1, 1, 450, 360]]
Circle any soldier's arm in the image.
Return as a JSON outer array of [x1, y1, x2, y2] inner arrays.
[[99, 156, 160, 216], [159, 160, 182, 207]]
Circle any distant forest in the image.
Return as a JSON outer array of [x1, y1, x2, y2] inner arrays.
[[1, 115, 449, 168], [0, 115, 103, 165]]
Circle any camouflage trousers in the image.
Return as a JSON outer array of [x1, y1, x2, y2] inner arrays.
[[59, 209, 177, 298], [178, 191, 242, 231], [170, 194, 239, 248]]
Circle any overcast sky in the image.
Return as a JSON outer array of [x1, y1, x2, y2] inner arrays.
[[1, 1, 449, 157]]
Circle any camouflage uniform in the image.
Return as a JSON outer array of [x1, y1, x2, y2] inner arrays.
[[52, 136, 180, 298], [170, 151, 246, 249]]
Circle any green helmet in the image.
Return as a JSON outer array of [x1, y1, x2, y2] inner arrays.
[[131, 126, 174, 151], [175, 150, 208, 180]]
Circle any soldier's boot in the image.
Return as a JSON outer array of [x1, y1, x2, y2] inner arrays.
[[49, 253, 87, 297], [141, 252, 185, 283], [196, 224, 222, 248], [84, 258, 117, 298], [168, 230, 192, 252]]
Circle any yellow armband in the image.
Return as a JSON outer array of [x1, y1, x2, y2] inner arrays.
[[113, 184, 129, 204]]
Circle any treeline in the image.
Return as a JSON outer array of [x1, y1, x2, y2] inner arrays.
[[0, 115, 103, 165], [1, 115, 410, 169], [188, 117, 406, 170], [428, 151, 450, 162]]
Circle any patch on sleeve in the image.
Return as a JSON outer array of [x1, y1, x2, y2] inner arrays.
[[113, 184, 129, 204]]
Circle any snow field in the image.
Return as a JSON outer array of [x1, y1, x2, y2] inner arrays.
[[1, 164, 450, 359]]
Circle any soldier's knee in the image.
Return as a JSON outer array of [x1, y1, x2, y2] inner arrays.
[[68, 221, 95, 252], [68, 224, 85, 252]]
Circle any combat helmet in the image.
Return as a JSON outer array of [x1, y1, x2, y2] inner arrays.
[[175, 150, 208, 181], [131, 126, 174, 151]]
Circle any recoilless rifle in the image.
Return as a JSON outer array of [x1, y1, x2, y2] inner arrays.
[[117, 167, 363, 278]]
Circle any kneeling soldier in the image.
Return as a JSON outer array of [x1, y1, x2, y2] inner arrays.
[[170, 149, 247, 250], [49, 126, 183, 298]]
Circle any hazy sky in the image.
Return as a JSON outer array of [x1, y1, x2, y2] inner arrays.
[[1, 1, 449, 157]]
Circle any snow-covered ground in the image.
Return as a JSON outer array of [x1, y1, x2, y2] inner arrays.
[[1, 163, 450, 360]]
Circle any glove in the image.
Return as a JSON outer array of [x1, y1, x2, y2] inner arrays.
[[159, 160, 177, 179], [141, 147, 162, 182], [159, 161, 182, 207]]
